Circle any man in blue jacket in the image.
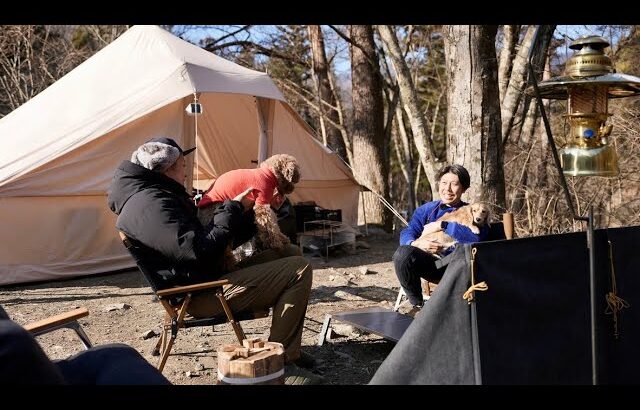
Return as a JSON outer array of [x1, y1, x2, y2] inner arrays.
[[394, 164, 489, 314]]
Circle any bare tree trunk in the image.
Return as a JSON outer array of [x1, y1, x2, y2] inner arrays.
[[534, 57, 554, 231], [378, 25, 438, 197], [508, 38, 553, 222], [415, 161, 426, 201], [327, 71, 354, 165], [307, 25, 347, 161], [393, 104, 416, 214], [501, 25, 555, 146], [350, 25, 392, 232], [0, 25, 88, 116], [498, 25, 520, 102], [444, 25, 505, 211]]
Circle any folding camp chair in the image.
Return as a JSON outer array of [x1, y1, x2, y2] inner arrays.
[[119, 231, 269, 372], [392, 221, 511, 311], [24, 307, 93, 349], [393, 280, 431, 311]]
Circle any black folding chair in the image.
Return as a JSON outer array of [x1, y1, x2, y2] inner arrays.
[[119, 231, 269, 372]]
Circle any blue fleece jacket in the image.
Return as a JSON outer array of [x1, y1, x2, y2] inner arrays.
[[399, 200, 489, 255]]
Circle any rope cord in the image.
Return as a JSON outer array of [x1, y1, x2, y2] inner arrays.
[[333, 155, 409, 227], [193, 93, 199, 192], [463, 247, 488, 303], [604, 239, 629, 339]]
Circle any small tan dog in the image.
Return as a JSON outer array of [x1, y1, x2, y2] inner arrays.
[[412, 202, 491, 252]]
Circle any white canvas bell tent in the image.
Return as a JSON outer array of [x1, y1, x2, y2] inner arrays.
[[0, 25, 359, 285]]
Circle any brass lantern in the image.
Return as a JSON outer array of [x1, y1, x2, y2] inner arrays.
[[529, 35, 640, 176]]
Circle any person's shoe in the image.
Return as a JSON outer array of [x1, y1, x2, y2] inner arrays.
[[405, 302, 423, 318], [283, 364, 326, 385], [293, 350, 317, 369], [399, 298, 423, 316]]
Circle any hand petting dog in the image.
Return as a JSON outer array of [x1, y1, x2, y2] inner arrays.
[[412, 202, 491, 255]]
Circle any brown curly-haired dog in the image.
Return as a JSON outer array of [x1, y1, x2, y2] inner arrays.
[[197, 154, 301, 270]]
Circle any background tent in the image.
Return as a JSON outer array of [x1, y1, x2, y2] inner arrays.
[[0, 25, 359, 285], [370, 226, 640, 384]]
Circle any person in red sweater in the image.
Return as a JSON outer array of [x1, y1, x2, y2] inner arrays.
[[198, 154, 301, 266]]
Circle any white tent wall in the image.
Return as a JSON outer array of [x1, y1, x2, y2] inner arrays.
[[193, 93, 262, 178], [0, 196, 128, 285], [189, 94, 359, 225], [269, 101, 359, 225], [0, 26, 360, 286], [0, 102, 185, 196], [0, 101, 189, 285]]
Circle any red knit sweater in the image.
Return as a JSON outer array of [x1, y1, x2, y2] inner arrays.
[[198, 166, 278, 208]]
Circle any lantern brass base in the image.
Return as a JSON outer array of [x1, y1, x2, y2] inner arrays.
[[561, 145, 619, 176]]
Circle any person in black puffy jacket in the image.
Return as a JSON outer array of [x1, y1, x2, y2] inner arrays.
[[107, 137, 315, 369]]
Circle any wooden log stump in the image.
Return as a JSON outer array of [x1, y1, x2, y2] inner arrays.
[[217, 340, 285, 385]]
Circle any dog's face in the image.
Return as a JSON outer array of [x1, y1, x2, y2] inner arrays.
[[281, 157, 300, 185], [271, 154, 300, 194], [470, 203, 490, 226]]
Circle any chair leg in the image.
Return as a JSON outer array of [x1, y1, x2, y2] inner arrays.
[[152, 330, 164, 356], [68, 322, 93, 350], [424, 280, 432, 297], [229, 322, 246, 344], [158, 333, 176, 373], [317, 314, 333, 346], [215, 290, 246, 343], [393, 288, 406, 312]]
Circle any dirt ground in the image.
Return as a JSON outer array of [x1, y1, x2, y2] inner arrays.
[[0, 229, 412, 385]]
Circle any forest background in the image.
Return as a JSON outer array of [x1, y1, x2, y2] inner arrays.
[[2, 24, 640, 236]]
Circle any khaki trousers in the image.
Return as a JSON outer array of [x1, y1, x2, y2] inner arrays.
[[187, 245, 312, 362]]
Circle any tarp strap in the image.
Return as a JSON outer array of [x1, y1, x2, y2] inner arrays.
[[463, 247, 488, 303], [604, 238, 629, 339]]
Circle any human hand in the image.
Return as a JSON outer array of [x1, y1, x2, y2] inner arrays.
[[411, 238, 443, 254], [233, 187, 255, 212], [270, 191, 286, 210], [422, 221, 443, 235]]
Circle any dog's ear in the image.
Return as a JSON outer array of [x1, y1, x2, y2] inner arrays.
[[467, 205, 474, 224], [284, 159, 300, 184]]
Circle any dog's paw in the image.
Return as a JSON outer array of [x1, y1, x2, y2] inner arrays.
[[470, 226, 480, 234]]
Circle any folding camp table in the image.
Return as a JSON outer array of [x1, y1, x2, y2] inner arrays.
[[317, 307, 414, 345]]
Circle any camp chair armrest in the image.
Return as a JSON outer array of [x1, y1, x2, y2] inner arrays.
[[23, 307, 89, 333], [156, 279, 230, 298]]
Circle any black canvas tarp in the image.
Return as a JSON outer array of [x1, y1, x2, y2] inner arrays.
[[371, 225, 640, 384]]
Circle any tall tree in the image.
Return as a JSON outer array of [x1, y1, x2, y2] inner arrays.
[[71, 25, 130, 49], [497, 25, 520, 102], [307, 25, 347, 161], [349, 25, 392, 231], [500, 25, 555, 146], [378, 25, 438, 198], [0, 25, 86, 117], [444, 25, 505, 211]]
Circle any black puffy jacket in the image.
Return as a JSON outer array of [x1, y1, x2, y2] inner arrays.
[[107, 160, 242, 287]]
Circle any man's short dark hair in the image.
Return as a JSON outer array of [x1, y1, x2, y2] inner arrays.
[[436, 164, 470, 189]]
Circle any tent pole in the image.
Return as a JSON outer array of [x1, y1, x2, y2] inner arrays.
[[255, 97, 269, 164], [183, 95, 196, 192], [528, 26, 597, 385], [360, 185, 368, 236]]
